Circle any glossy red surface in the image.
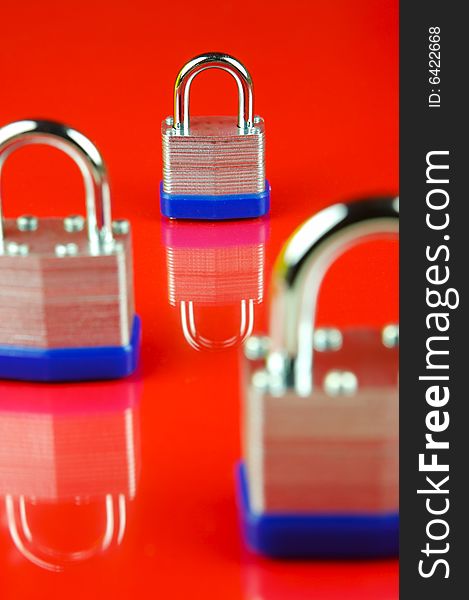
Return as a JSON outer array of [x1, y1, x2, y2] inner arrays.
[[0, 0, 398, 597]]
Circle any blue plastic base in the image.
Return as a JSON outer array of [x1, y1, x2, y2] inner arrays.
[[0, 316, 142, 382], [236, 462, 398, 559], [160, 181, 270, 220]]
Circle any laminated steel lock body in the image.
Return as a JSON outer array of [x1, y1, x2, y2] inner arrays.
[[163, 218, 268, 350], [237, 196, 399, 558], [0, 120, 141, 382], [161, 53, 270, 220]]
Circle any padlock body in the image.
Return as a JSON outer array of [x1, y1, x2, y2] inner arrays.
[[0, 218, 134, 349], [238, 327, 398, 558], [161, 116, 269, 220], [243, 328, 398, 514], [0, 218, 140, 381], [162, 116, 265, 196]]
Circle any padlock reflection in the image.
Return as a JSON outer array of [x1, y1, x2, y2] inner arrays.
[[238, 197, 399, 559], [0, 377, 142, 571], [163, 218, 268, 351], [241, 556, 398, 600]]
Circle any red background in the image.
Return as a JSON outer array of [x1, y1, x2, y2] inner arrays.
[[0, 0, 398, 598]]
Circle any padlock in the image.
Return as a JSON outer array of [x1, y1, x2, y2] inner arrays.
[[0, 119, 141, 382], [237, 196, 399, 558], [163, 218, 268, 350], [160, 52, 270, 220], [0, 377, 141, 571]]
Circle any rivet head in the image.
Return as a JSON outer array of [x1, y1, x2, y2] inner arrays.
[[64, 215, 85, 233], [324, 370, 358, 396], [314, 328, 343, 352], [253, 116, 262, 124], [165, 116, 174, 126], [112, 219, 130, 236], [382, 324, 399, 348], [244, 336, 270, 360], [17, 215, 38, 232], [55, 243, 79, 257], [6, 242, 29, 256], [252, 369, 271, 392]]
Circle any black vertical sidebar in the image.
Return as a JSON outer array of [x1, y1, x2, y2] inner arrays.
[[400, 3, 467, 598]]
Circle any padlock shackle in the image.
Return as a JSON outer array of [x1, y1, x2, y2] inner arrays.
[[173, 53, 254, 133], [0, 119, 113, 250], [267, 197, 399, 397]]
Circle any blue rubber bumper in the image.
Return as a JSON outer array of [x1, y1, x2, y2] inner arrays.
[[0, 316, 142, 383], [236, 462, 398, 559], [160, 181, 271, 220]]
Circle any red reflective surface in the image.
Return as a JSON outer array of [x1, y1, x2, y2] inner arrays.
[[0, 0, 398, 597]]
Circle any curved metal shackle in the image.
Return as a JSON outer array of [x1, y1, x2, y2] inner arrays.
[[173, 53, 254, 132], [0, 119, 113, 249], [267, 196, 399, 397]]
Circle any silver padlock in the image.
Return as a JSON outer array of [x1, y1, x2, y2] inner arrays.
[[160, 52, 270, 220], [0, 119, 140, 382], [238, 196, 399, 558]]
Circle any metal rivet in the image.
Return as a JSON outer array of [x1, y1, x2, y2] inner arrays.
[[64, 215, 85, 233], [16, 215, 38, 232], [55, 243, 79, 257], [254, 116, 261, 124], [324, 370, 358, 396], [266, 351, 287, 377], [165, 117, 174, 126], [382, 324, 399, 348], [6, 242, 29, 256], [252, 369, 270, 392], [244, 335, 270, 360], [112, 219, 130, 236], [314, 328, 343, 352]]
